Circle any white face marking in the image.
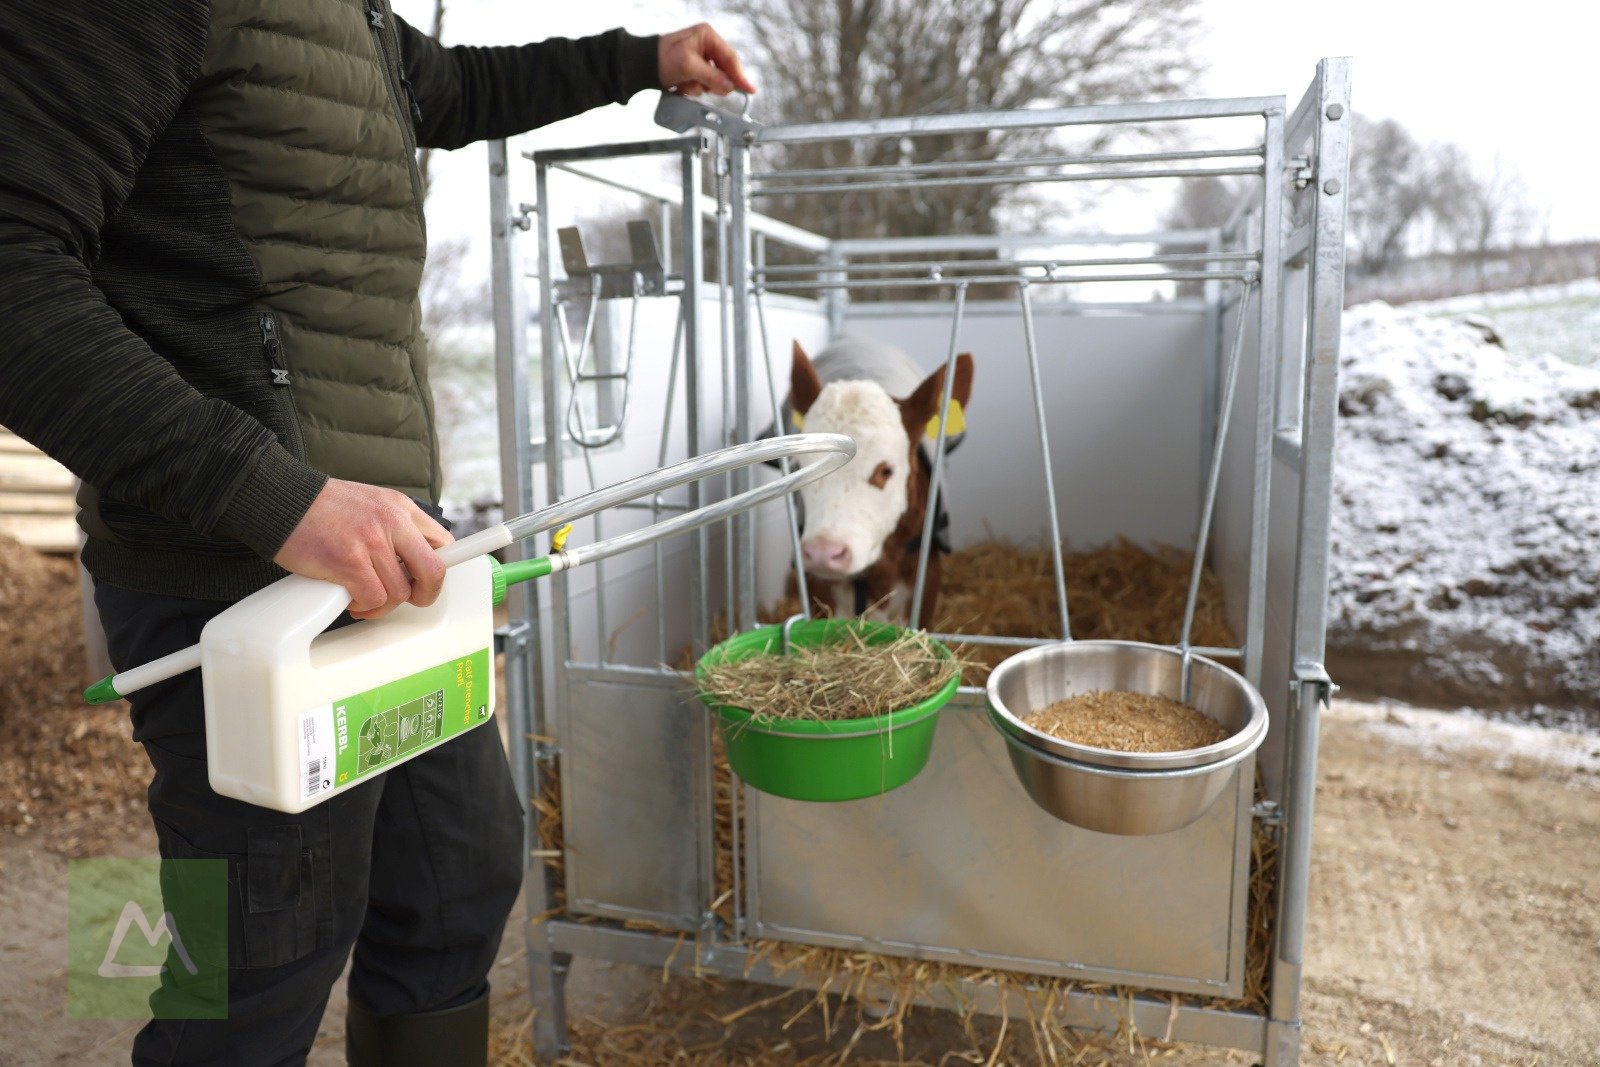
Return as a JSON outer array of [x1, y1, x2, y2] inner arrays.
[[796, 380, 912, 579]]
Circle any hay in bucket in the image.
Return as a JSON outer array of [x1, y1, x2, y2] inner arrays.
[[697, 626, 961, 725]]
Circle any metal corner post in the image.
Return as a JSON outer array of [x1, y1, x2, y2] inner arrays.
[[728, 136, 759, 631], [488, 139, 570, 1060], [1245, 103, 1286, 688], [678, 138, 723, 935], [1265, 57, 1352, 1067]]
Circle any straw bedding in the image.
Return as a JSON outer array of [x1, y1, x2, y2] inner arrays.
[[0, 535, 143, 853], [506, 539, 1273, 1063]]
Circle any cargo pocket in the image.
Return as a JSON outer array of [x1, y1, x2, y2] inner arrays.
[[241, 825, 318, 970], [152, 818, 320, 971]]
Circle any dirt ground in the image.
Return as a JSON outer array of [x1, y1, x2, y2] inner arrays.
[[3, 698, 1596, 1066]]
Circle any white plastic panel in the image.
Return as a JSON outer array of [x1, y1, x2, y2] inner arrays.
[[841, 301, 1210, 551]]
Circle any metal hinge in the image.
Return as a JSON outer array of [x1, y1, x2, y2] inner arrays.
[[1288, 663, 1339, 704], [1288, 156, 1314, 189], [511, 203, 536, 232], [1251, 799, 1283, 825]]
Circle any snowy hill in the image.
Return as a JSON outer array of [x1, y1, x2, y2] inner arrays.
[[1328, 300, 1600, 716]]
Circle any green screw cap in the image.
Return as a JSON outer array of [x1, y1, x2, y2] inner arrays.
[[488, 557, 508, 607], [84, 675, 121, 705]]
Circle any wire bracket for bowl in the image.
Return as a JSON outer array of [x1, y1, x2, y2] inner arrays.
[[553, 221, 676, 449], [779, 612, 806, 657]]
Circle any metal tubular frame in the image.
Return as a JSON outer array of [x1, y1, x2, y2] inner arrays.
[[490, 62, 1350, 1066]]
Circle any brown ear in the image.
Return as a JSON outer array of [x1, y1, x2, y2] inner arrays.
[[790, 340, 823, 417], [899, 353, 975, 439]]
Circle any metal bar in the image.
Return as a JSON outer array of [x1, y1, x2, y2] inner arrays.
[[908, 283, 967, 629], [1180, 280, 1256, 660], [1268, 61, 1351, 1067], [1200, 230, 1222, 533], [1246, 106, 1287, 689], [489, 140, 562, 1064], [925, 630, 1244, 657], [1283, 222, 1314, 267], [679, 144, 719, 945], [1017, 283, 1071, 640], [541, 921, 1270, 1052], [754, 96, 1286, 144], [832, 230, 1214, 254], [927, 630, 1061, 649], [543, 161, 832, 255], [531, 135, 701, 164], [751, 144, 1266, 183], [731, 139, 758, 633], [714, 142, 736, 640], [528, 153, 573, 1061], [824, 247, 846, 337], [756, 250, 1261, 276], [753, 287, 811, 616], [847, 298, 1209, 318], [652, 303, 688, 663], [752, 164, 1264, 199], [768, 270, 1255, 291]]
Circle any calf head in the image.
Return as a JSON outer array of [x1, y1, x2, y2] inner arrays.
[[789, 341, 974, 584]]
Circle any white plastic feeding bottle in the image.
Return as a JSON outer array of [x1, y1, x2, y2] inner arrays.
[[197, 555, 495, 812]]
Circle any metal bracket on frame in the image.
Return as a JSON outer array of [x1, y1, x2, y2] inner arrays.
[[554, 221, 672, 301], [1288, 662, 1338, 705], [654, 89, 762, 141]]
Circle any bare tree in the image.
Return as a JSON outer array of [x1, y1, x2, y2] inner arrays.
[[1437, 151, 1533, 270], [1158, 173, 1254, 295], [725, 0, 1202, 246], [1346, 115, 1442, 276]]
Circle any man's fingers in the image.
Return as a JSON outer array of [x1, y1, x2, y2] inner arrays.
[[346, 564, 388, 617], [698, 27, 756, 94], [396, 525, 446, 608], [407, 505, 454, 549], [358, 543, 412, 619], [677, 50, 734, 95]]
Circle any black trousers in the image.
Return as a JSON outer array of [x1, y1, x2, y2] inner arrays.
[[95, 581, 525, 1067]]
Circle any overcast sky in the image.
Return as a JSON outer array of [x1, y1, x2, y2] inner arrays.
[[392, 0, 1600, 271]]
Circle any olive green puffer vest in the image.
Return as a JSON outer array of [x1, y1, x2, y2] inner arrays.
[[192, 0, 438, 500]]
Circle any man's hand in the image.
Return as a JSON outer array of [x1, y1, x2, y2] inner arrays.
[[658, 23, 756, 97], [274, 479, 454, 621]]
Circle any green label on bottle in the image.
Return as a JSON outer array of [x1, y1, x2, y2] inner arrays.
[[299, 649, 491, 801]]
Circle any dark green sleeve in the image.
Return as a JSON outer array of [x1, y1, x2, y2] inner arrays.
[[397, 20, 661, 151], [0, 0, 324, 559]]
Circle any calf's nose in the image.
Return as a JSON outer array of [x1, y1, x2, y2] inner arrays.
[[801, 536, 852, 573]]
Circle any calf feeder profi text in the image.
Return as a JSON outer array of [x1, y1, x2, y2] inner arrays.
[[83, 435, 855, 813]]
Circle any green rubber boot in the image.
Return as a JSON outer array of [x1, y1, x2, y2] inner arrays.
[[345, 988, 489, 1067]]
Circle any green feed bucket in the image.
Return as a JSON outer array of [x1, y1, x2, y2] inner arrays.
[[696, 619, 959, 802]]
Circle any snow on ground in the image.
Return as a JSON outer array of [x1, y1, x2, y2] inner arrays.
[[1410, 278, 1600, 368], [1331, 699, 1600, 781], [1328, 300, 1600, 715]]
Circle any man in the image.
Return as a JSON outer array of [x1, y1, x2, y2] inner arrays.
[[0, 3, 754, 1063]]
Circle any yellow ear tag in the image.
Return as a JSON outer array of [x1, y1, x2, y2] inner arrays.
[[924, 399, 966, 439], [551, 523, 574, 553], [790, 410, 805, 430]]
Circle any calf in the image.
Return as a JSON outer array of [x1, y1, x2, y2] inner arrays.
[[785, 337, 974, 629]]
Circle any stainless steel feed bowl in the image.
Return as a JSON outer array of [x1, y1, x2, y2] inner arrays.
[[985, 641, 1268, 835], [986, 640, 1267, 770]]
